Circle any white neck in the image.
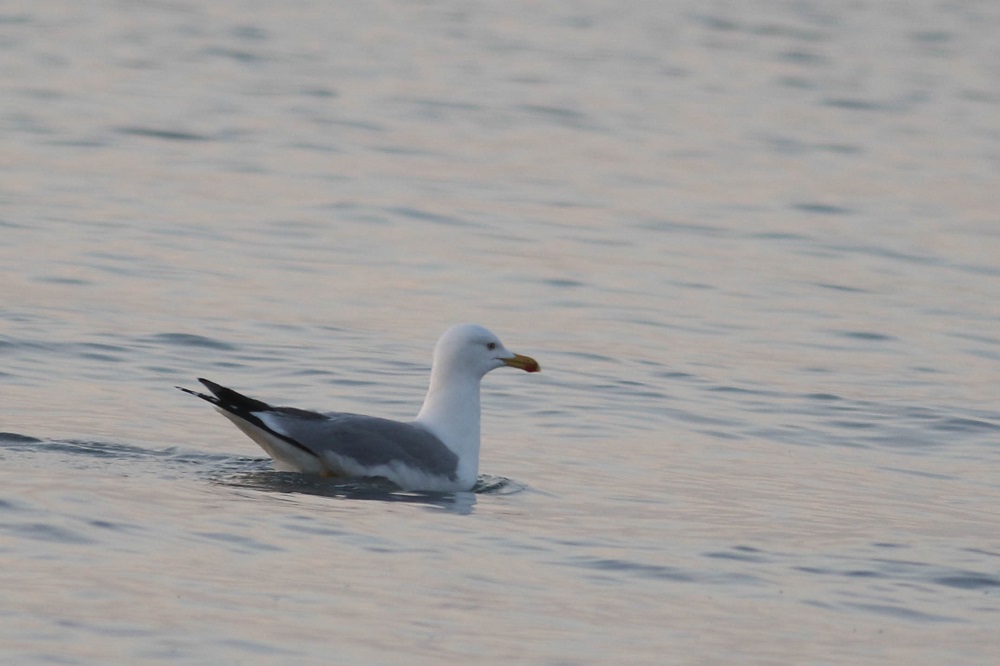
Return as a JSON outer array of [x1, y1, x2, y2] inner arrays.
[[414, 365, 482, 486]]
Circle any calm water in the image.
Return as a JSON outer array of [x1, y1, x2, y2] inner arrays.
[[2, 1, 999, 663]]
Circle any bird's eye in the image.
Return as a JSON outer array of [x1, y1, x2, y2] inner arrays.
[[486, 342, 497, 351]]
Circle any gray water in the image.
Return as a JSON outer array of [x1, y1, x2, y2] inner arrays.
[[2, 1, 999, 663]]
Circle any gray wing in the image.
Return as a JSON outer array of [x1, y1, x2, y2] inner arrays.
[[265, 410, 460, 480], [178, 379, 459, 480]]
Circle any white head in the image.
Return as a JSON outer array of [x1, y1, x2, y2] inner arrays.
[[432, 323, 540, 379], [415, 324, 539, 487]]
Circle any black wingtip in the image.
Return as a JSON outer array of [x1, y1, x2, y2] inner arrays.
[[176, 384, 217, 404], [192, 378, 234, 402], [188, 379, 272, 412], [177, 379, 322, 461], [197, 377, 223, 393]]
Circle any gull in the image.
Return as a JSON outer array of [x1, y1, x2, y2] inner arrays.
[[178, 324, 539, 491]]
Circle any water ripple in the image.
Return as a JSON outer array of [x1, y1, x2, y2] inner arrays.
[[117, 127, 209, 142]]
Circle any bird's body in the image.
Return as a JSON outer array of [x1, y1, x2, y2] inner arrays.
[[178, 324, 539, 491]]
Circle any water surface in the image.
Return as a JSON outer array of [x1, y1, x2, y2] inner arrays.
[[1, 1, 999, 664]]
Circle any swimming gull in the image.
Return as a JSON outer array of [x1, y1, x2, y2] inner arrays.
[[178, 323, 540, 491]]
